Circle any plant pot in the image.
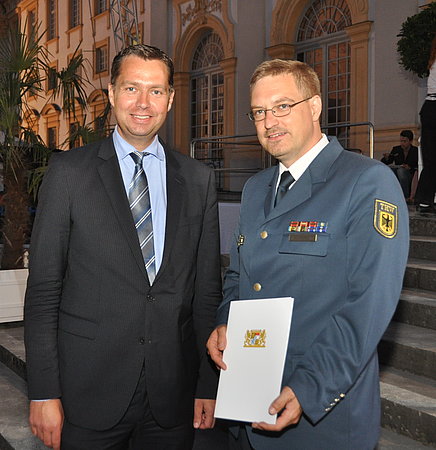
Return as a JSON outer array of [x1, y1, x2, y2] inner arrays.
[[0, 268, 28, 323]]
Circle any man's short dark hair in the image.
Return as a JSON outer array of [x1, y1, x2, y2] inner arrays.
[[400, 130, 414, 141], [110, 44, 174, 88]]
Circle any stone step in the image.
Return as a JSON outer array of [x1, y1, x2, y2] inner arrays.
[[409, 211, 436, 237], [378, 427, 436, 449], [379, 366, 436, 447], [404, 258, 436, 292], [0, 362, 45, 449], [0, 358, 432, 450], [1, 327, 434, 448], [394, 288, 436, 331], [0, 326, 25, 381], [409, 236, 436, 262], [378, 321, 436, 380]]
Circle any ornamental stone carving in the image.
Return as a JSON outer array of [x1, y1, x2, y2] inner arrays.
[[182, 0, 222, 26]]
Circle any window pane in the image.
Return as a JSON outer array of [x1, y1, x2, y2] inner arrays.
[[190, 32, 224, 142], [48, 127, 57, 149], [70, 0, 80, 28], [48, 67, 57, 90], [297, 0, 352, 42], [96, 46, 108, 73], [48, 0, 56, 40], [96, 0, 107, 15]]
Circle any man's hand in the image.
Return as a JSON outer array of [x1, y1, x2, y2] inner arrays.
[[193, 399, 216, 429], [252, 386, 302, 432], [206, 325, 227, 370], [29, 399, 64, 450]]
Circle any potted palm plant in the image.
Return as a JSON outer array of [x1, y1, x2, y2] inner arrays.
[[0, 20, 92, 321]]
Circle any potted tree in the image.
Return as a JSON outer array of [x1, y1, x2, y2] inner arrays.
[[397, 2, 436, 78], [0, 20, 91, 322]]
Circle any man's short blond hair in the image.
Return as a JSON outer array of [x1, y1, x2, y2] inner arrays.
[[250, 59, 321, 98]]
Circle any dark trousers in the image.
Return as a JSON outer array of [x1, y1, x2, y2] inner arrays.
[[391, 167, 413, 198], [61, 367, 194, 450], [416, 100, 436, 205], [228, 425, 255, 450]]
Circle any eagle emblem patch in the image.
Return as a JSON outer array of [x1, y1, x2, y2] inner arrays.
[[243, 329, 266, 348], [374, 199, 398, 238]]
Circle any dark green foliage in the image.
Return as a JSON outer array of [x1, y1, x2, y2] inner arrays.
[[397, 2, 436, 78]]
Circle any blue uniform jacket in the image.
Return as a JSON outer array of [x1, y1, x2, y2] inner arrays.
[[216, 137, 409, 449]]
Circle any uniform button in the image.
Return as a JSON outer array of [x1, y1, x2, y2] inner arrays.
[[148, 339, 152, 344], [260, 231, 268, 239], [139, 337, 145, 345], [147, 294, 155, 302], [253, 283, 262, 292], [340, 393, 345, 398], [325, 407, 331, 412], [335, 398, 340, 402]]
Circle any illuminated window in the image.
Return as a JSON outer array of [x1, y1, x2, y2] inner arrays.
[[191, 32, 224, 141], [296, 0, 352, 148]]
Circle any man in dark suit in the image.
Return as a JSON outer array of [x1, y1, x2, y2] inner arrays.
[[381, 129, 418, 199], [207, 60, 409, 449], [24, 44, 222, 450]]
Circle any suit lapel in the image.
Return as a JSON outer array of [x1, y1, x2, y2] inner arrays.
[[96, 137, 150, 283], [156, 146, 184, 281]]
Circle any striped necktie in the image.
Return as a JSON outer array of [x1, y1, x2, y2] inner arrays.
[[274, 171, 295, 207], [129, 151, 156, 284]]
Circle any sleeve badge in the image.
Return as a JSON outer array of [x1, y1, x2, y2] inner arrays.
[[374, 199, 398, 238]]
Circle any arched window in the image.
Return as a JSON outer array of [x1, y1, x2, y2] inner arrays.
[[190, 31, 224, 141], [296, 0, 352, 147]]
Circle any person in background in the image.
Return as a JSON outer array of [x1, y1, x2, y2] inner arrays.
[[24, 44, 222, 450], [207, 59, 409, 450], [415, 33, 436, 214], [381, 129, 418, 200]]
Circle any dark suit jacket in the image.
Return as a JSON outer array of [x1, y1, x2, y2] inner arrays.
[[217, 138, 409, 449], [24, 136, 222, 430], [381, 144, 418, 173]]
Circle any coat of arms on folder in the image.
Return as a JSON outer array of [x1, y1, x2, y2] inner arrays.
[[243, 329, 266, 347]]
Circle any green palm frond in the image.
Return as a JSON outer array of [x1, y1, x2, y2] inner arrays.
[[51, 44, 90, 120]]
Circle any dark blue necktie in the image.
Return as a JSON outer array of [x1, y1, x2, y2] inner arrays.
[[129, 151, 156, 284], [274, 171, 294, 207]]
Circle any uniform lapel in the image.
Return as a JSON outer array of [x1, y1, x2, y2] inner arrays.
[[264, 169, 278, 218], [96, 137, 150, 283], [264, 138, 343, 222]]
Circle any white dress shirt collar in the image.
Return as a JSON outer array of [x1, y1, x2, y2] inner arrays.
[[277, 134, 329, 187]]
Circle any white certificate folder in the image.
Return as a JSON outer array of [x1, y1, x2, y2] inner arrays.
[[214, 297, 294, 424]]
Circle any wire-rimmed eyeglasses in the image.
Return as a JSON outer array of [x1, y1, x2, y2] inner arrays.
[[247, 97, 313, 122]]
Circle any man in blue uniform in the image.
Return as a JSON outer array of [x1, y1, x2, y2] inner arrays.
[[207, 59, 409, 449]]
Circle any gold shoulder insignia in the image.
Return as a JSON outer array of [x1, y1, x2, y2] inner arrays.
[[243, 329, 266, 348], [374, 199, 398, 238]]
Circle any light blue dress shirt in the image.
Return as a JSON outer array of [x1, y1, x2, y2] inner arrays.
[[112, 127, 167, 274]]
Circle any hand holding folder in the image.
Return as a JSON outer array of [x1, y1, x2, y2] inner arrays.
[[211, 297, 294, 424]]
